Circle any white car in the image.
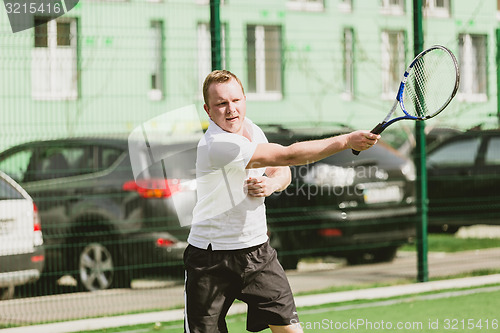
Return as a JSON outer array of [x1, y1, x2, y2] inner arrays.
[[0, 170, 44, 300]]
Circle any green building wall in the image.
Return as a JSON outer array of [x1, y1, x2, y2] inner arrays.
[[0, 0, 498, 151]]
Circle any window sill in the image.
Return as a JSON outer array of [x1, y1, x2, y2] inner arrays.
[[246, 92, 283, 102], [148, 89, 164, 101], [287, 2, 324, 12]]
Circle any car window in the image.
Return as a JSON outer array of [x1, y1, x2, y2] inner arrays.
[[485, 137, 500, 166], [322, 143, 405, 168], [427, 137, 481, 168], [138, 146, 197, 180], [25, 146, 94, 181], [0, 149, 34, 183], [99, 147, 123, 170], [0, 178, 23, 200]]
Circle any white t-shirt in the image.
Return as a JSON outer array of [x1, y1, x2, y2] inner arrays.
[[188, 118, 268, 250]]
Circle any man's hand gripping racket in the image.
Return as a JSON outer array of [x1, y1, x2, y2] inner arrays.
[[353, 45, 460, 155]]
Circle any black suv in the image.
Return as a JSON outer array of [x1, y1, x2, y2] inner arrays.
[[0, 137, 196, 291], [262, 125, 417, 268], [427, 129, 500, 233]]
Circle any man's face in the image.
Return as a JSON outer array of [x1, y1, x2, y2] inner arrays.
[[204, 78, 247, 135]]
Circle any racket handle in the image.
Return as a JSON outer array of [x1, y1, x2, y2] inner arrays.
[[351, 123, 386, 155], [370, 123, 386, 135]]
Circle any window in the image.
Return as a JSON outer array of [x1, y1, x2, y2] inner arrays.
[[381, 30, 405, 99], [497, 0, 500, 20], [197, 22, 226, 95], [458, 34, 487, 102], [427, 138, 481, 168], [287, 0, 324, 12], [339, 0, 352, 12], [149, 20, 165, 101], [246, 25, 282, 100], [343, 28, 355, 100], [32, 17, 78, 100], [424, 0, 450, 18], [380, 0, 404, 15], [34, 147, 90, 180], [12, 146, 96, 182], [0, 178, 23, 200], [0, 149, 34, 183], [485, 137, 500, 165], [100, 148, 123, 170]]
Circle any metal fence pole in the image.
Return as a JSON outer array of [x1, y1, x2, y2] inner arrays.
[[210, 0, 222, 71], [497, 29, 500, 127], [413, 0, 429, 283]]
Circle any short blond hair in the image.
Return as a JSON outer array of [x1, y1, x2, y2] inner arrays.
[[202, 70, 245, 106]]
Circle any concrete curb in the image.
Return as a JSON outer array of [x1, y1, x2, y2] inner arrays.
[[2, 274, 500, 333]]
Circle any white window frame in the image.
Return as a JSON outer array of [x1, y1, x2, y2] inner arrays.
[[342, 28, 355, 100], [149, 20, 165, 101], [423, 0, 450, 18], [287, 0, 324, 12], [197, 22, 226, 98], [246, 25, 283, 101], [338, 0, 352, 13], [380, 0, 405, 15], [32, 18, 78, 101], [381, 30, 406, 100], [458, 34, 487, 103]]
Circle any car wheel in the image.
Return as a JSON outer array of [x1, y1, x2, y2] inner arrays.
[[442, 224, 459, 234], [345, 251, 366, 265], [0, 285, 15, 300], [270, 231, 300, 270], [371, 246, 398, 263], [278, 254, 299, 270], [346, 246, 399, 265], [76, 242, 118, 291]]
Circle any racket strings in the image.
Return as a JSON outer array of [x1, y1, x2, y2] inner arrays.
[[402, 49, 458, 119]]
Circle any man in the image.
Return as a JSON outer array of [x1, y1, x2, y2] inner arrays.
[[184, 70, 379, 333]]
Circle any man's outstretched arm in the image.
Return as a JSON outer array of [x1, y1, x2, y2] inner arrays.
[[246, 130, 379, 169]]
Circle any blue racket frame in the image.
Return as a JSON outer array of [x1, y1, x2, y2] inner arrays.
[[352, 45, 459, 155]]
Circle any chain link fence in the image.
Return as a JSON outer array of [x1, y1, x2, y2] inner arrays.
[[1, 0, 500, 328]]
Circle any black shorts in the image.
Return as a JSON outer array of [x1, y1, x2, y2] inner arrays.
[[183, 240, 299, 333]]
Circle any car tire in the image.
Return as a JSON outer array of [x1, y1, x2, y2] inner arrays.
[[75, 241, 131, 291], [345, 251, 366, 265], [371, 246, 398, 263], [278, 254, 300, 271], [346, 246, 399, 265], [0, 286, 14, 300], [442, 224, 459, 234], [270, 231, 300, 270]]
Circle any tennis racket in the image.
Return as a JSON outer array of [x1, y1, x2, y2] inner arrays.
[[352, 45, 460, 155]]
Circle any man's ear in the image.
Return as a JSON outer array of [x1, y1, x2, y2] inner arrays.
[[203, 104, 211, 119]]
